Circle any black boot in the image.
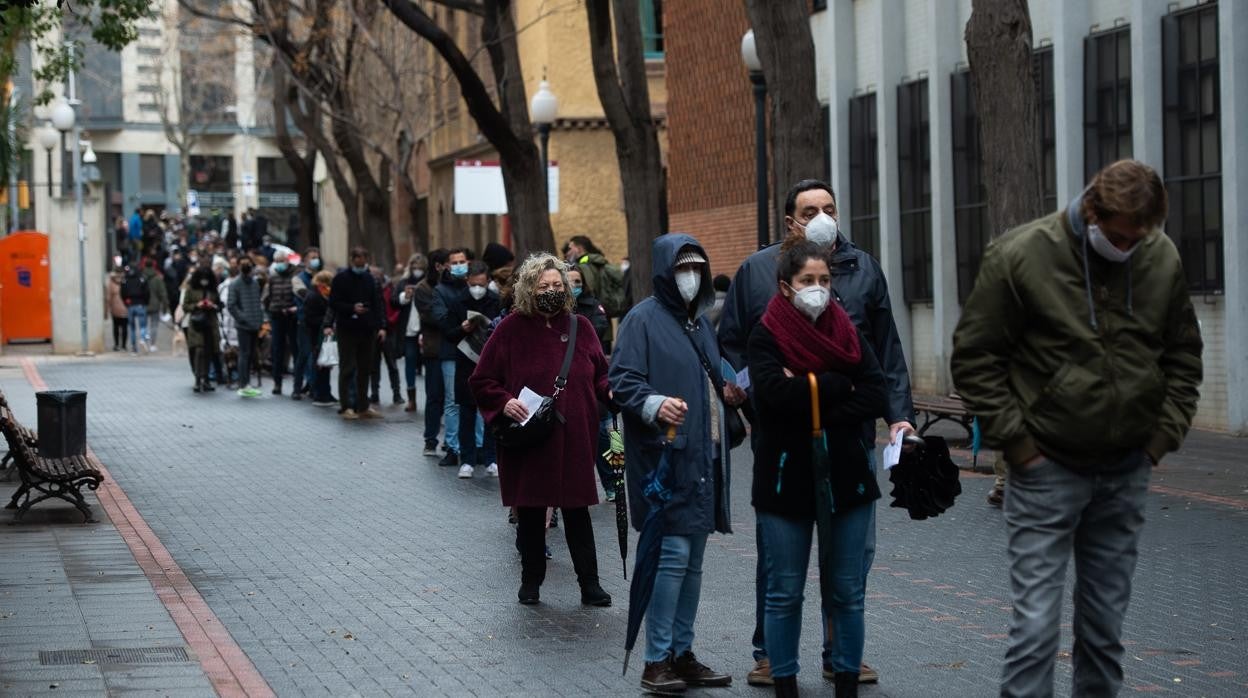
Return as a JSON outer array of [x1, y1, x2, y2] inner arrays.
[[833, 672, 858, 697], [563, 508, 611, 606], [193, 379, 202, 393], [516, 509, 546, 604], [774, 674, 799, 697]]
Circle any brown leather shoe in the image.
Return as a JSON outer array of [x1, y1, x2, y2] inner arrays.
[[746, 657, 773, 686], [641, 658, 687, 695], [987, 484, 1005, 508], [672, 650, 731, 687]]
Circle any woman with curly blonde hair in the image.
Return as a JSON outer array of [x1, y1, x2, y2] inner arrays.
[[469, 253, 613, 607]]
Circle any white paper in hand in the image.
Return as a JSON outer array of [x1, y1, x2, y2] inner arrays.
[[882, 431, 903, 470], [517, 387, 546, 426]]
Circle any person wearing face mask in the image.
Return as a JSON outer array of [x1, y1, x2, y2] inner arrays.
[[720, 179, 912, 688], [609, 235, 742, 694], [416, 249, 451, 455], [291, 247, 323, 399], [302, 271, 337, 406], [182, 265, 223, 393], [262, 251, 300, 396], [747, 242, 888, 697], [393, 253, 429, 413], [370, 266, 403, 407], [468, 253, 613, 608], [328, 247, 386, 419], [952, 159, 1202, 698], [430, 248, 474, 465], [227, 256, 265, 394], [449, 261, 501, 479]]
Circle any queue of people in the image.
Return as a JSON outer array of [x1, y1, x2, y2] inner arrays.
[[159, 160, 1202, 698]]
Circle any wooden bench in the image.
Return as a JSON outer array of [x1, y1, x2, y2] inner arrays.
[[0, 392, 37, 474], [913, 393, 975, 444], [0, 406, 103, 523]]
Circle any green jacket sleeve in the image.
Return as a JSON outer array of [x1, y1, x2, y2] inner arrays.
[[950, 243, 1037, 466], [1144, 266, 1203, 463]]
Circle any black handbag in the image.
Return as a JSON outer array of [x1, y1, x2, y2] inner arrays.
[[189, 309, 209, 330], [493, 315, 579, 451]]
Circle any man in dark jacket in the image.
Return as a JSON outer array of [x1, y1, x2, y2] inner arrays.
[[415, 249, 449, 455], [329, 247, 386, 419], [430, 248, 472, 465], [718, 178, 913, 686], [262, 250, 299, 395], [227, 258, 265, 392], [951, 160, 1202, 698], [610, 234, 742, 694], [120, 265, 151, 355]]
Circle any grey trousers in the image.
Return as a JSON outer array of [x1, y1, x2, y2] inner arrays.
[[1001, 456, 1150, 698]]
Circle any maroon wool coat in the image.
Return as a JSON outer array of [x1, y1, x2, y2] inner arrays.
[[469, 311, 610, 509]]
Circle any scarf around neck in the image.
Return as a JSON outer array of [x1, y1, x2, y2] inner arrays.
[[760, 291, 861, 374]]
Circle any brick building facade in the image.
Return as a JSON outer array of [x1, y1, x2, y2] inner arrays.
[[664, 1, 763, 276]]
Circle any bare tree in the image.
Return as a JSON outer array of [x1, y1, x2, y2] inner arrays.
[[153, 8, 236, 211], [584, 0, 663, 299], [271, 57, 320, 250], [965, 0, 1045, 233], [382, 0, 555, 258], [742, 0, 823, 237]]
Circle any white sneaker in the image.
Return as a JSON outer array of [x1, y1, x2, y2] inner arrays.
[[148, 343, 157, 353], [457, 463, 475, 479], [485, 463, 499, 477]]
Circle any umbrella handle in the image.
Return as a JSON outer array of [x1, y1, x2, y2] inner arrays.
[[807, 373, 822, 436], [666, 423, 677, 442]]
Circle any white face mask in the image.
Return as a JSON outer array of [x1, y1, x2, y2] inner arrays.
[[1087, 224, 1140, 263], [468, 285, 487, 300], [487, 280, 499, 295], [789, 284, 831, 321], [675, 269, 701, 304], [799, 212, 839, 247]]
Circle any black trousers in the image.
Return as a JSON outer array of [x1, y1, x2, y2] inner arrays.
[[112, 318, 128, 349], [515, 506, 599, 587], [337, 332, 375, 412], [237, 329, 260, 388], [370, 332, 401, 401], [192, 342, 217, 382]]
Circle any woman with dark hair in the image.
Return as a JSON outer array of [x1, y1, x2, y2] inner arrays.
[[182, 265, 222, 393], [748, 241, 888, 697], [469, 253, 612, 607]]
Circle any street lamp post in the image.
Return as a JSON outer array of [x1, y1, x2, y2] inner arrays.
[[529, 80, 558, 211], [38, 124, 57, 197], [51, 42, 89, 355], [742, 30, 769, 250]]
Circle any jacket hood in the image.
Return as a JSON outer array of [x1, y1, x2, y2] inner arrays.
[[651, 233, 715, 318]]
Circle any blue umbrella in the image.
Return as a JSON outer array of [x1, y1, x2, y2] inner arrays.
[[622, 423, 677, 676]]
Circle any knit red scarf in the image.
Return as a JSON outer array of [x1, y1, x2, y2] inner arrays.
[[760, 292, 861, 374]]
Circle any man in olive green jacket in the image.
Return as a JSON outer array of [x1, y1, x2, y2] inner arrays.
[[951, 160, 1202, 698]]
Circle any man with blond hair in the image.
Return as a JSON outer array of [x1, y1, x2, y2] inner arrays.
[[952, 159, 1203, 697]]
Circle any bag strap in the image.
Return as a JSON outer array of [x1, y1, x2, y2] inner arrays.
[[552, 314, 579, 398], [807, 373, 821, 437], [677, 318, 724, 393]]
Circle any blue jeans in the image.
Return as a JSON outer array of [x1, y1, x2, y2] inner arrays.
[[440, 360, 459, 452], [758, 501, 872, 678], [752, 448, 878, 669], [457, 406, 495, 466], [128, 305, 148, 350], [645, 533, 709, 663], [147, 306, 159, 345], [423, 358, 445, 444]]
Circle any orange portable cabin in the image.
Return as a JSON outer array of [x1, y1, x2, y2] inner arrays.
[[0, 231, 52, 343]]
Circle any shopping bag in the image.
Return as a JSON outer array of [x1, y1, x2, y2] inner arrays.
[[317, 337, 339, 367]]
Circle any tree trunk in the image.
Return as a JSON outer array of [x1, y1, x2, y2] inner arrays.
[[330, 85, 396, 270], [178, 146, 191, 216], [965, 0, 1045, 234], [742, 0, 823, 239], [287, 88, 362, 256], [585, 0, 662, 298], [273, 61, 319, 250], [383, 0, 554, 258], [396, 129, 427, 255]]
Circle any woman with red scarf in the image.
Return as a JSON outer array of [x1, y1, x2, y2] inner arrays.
[[747, 241, 888, 697]]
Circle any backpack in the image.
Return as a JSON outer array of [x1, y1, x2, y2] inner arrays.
[[121, 273, 149, 305], [595, 262, 627, 317]]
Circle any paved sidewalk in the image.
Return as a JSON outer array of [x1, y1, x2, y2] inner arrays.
[[1, 354, 1246, 696]]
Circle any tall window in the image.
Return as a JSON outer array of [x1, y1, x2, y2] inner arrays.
[[848, 93, 879, 261], [1163, 3, 1222, 293], [641, 0, 663, 58], [1033, 46, 1057, 211], [951, 70, 988, 303], [1084, 27, 1132, 180], [897, 79, 931, 303]]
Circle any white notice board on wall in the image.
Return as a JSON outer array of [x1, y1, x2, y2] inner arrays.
[[454, 160, 559, 214]]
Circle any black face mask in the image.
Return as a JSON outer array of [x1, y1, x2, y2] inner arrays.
[[534, 289, 566, 315]]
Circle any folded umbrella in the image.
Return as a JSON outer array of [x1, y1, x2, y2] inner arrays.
[[622, 422, 677, 676], [604, 416, 628, 578], [807, 374, 839, 617]]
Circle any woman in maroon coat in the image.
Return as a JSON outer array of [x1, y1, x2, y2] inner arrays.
[[470, 253, 613, 607]]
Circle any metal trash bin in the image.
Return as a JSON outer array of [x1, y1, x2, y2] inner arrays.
[[36, 390, 87, 458]]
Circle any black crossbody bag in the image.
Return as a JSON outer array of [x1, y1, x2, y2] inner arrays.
[[493, 315, 579, 451]]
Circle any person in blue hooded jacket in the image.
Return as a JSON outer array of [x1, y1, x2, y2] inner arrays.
[[610, 233, 746, 695]]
